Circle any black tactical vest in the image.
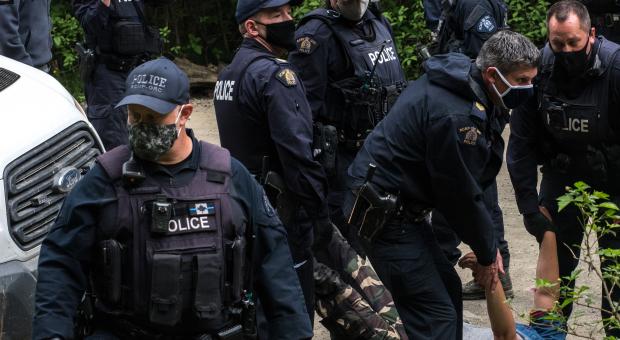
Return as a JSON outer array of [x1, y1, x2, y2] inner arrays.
[[538, 37, 620, 153], [300, 8, 407, 148], [96, 0, 160, 57], [93, 142, 248, 335], [213, 47, 280, 175]]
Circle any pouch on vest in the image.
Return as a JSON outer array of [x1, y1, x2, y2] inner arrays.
[[194, 253, 223, 320], [231, 236, 246, 301], [149, 253, 183, 326], [111, 20, 162, 56], [96, 239, 123, 304]]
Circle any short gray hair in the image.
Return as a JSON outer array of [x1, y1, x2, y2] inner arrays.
[[475, 30, 540, 74]]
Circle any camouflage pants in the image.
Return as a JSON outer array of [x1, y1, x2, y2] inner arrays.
[[314, 227, 407, 340]]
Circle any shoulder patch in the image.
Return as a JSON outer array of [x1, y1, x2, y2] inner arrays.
[[275, 68, 298, 87], [459, 126, 482, 146], [476, 15, 496, 33], [0, 0, 14, 4], [296, 36, 319, 55], [471, 101, 488, 121]]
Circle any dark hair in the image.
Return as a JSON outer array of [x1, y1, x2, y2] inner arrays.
[[547, 0, 591, 32]]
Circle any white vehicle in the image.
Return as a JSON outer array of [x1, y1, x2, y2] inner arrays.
[[0, 55, 104, 339]]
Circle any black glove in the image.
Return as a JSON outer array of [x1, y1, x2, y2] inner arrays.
[[313, 218, 334, 250], [523, 211, 555, 243]]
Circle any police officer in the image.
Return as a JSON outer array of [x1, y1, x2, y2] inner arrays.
[[288, 0, 406, 259], [429, 0, 513, 302], [346, 31, 540, 339], [32, 58, 312, 340], [508, 1, 620, 336], [432, 0, 508, 58], [0, 0, 52, 72], [213, 0, 332, 326], [72, 0, 162, 150]]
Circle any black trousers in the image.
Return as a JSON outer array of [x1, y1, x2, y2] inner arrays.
[[539, 172, 620, 338], [84, 63, 130, 150], [366, 220, 462, 339], [433, 180, 511, 268]]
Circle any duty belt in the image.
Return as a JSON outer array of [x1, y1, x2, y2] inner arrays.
[[100, 316, 244, 340], [99, 53, 149, 72]]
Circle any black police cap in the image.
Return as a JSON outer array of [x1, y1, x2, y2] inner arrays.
[[235, 0, 302, 24]]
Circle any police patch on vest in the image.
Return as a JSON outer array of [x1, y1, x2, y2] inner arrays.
[[167, 215, 216, 235], [459, 126, 481, 145], [189, 202, 216, 216], [276, 68, 297, 87], [296, 36, 318, 54], [476, 15, 496, 33]]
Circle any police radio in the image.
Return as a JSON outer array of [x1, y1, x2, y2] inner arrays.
[[121, 153, 146, 187]]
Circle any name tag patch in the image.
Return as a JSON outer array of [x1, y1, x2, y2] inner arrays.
[[167, 215, 215, 235]]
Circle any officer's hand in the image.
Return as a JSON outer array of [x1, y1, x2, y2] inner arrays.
[[473, 250, 502, 292], [458, 251, 477, 270], [523, 207, 555, 244], [313, 218, 334, 250]]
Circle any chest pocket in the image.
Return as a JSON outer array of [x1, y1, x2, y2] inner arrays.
[[542, 96, 601, 145], [143, 197, 227, 327]]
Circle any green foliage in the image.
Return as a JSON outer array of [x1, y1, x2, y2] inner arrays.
[[50, 2, 84, 102], [505, 0, 549, 46], [543, 183, 620, 338]]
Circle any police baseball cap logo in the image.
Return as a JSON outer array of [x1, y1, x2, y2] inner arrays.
[[235, 0, 303, 24], [116, 57, 190, 114]]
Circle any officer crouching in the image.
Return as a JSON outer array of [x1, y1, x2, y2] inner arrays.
[[32, 58, 313, 340]]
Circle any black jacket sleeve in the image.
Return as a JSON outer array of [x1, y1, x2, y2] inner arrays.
[[32, 165, 116, 340], [507, 97, 542, 215], [72, 0, 112, 38], [230, 159, 313, 339], [426, 114, 497, 265]]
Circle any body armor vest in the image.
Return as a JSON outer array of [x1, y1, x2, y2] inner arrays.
[[300, 8, 407, 148], [93, 142, 248, 335], [96, 0, 160, 56], [213, 47, 280, 174], [538, 37, 620, 153]]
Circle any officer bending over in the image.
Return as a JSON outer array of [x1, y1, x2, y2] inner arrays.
[[346, 30, 539, 339], [508, 1, 620, 336], [32, 58, 312, 340], [214, 0, 331, 325]]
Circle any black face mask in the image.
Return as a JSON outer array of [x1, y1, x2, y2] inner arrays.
[[553, 38, 591, 77], [260, 20, 296, 51]]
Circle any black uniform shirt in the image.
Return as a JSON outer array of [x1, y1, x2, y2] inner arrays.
[[348, 54, 504, 265], [32, 133, 312, 340], [215, 38, 329, 219]]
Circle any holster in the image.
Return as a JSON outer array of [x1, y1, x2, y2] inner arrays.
[[313, 122, 338, 176], [347, 165, 398, 242], [75, 42, 96, 83], [261, 170, 298, 226]]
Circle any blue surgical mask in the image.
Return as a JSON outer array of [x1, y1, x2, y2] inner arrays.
[[491, 68, 533, 109]]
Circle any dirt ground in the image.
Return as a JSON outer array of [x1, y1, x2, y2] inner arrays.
[[187, 97, 604, 339]]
